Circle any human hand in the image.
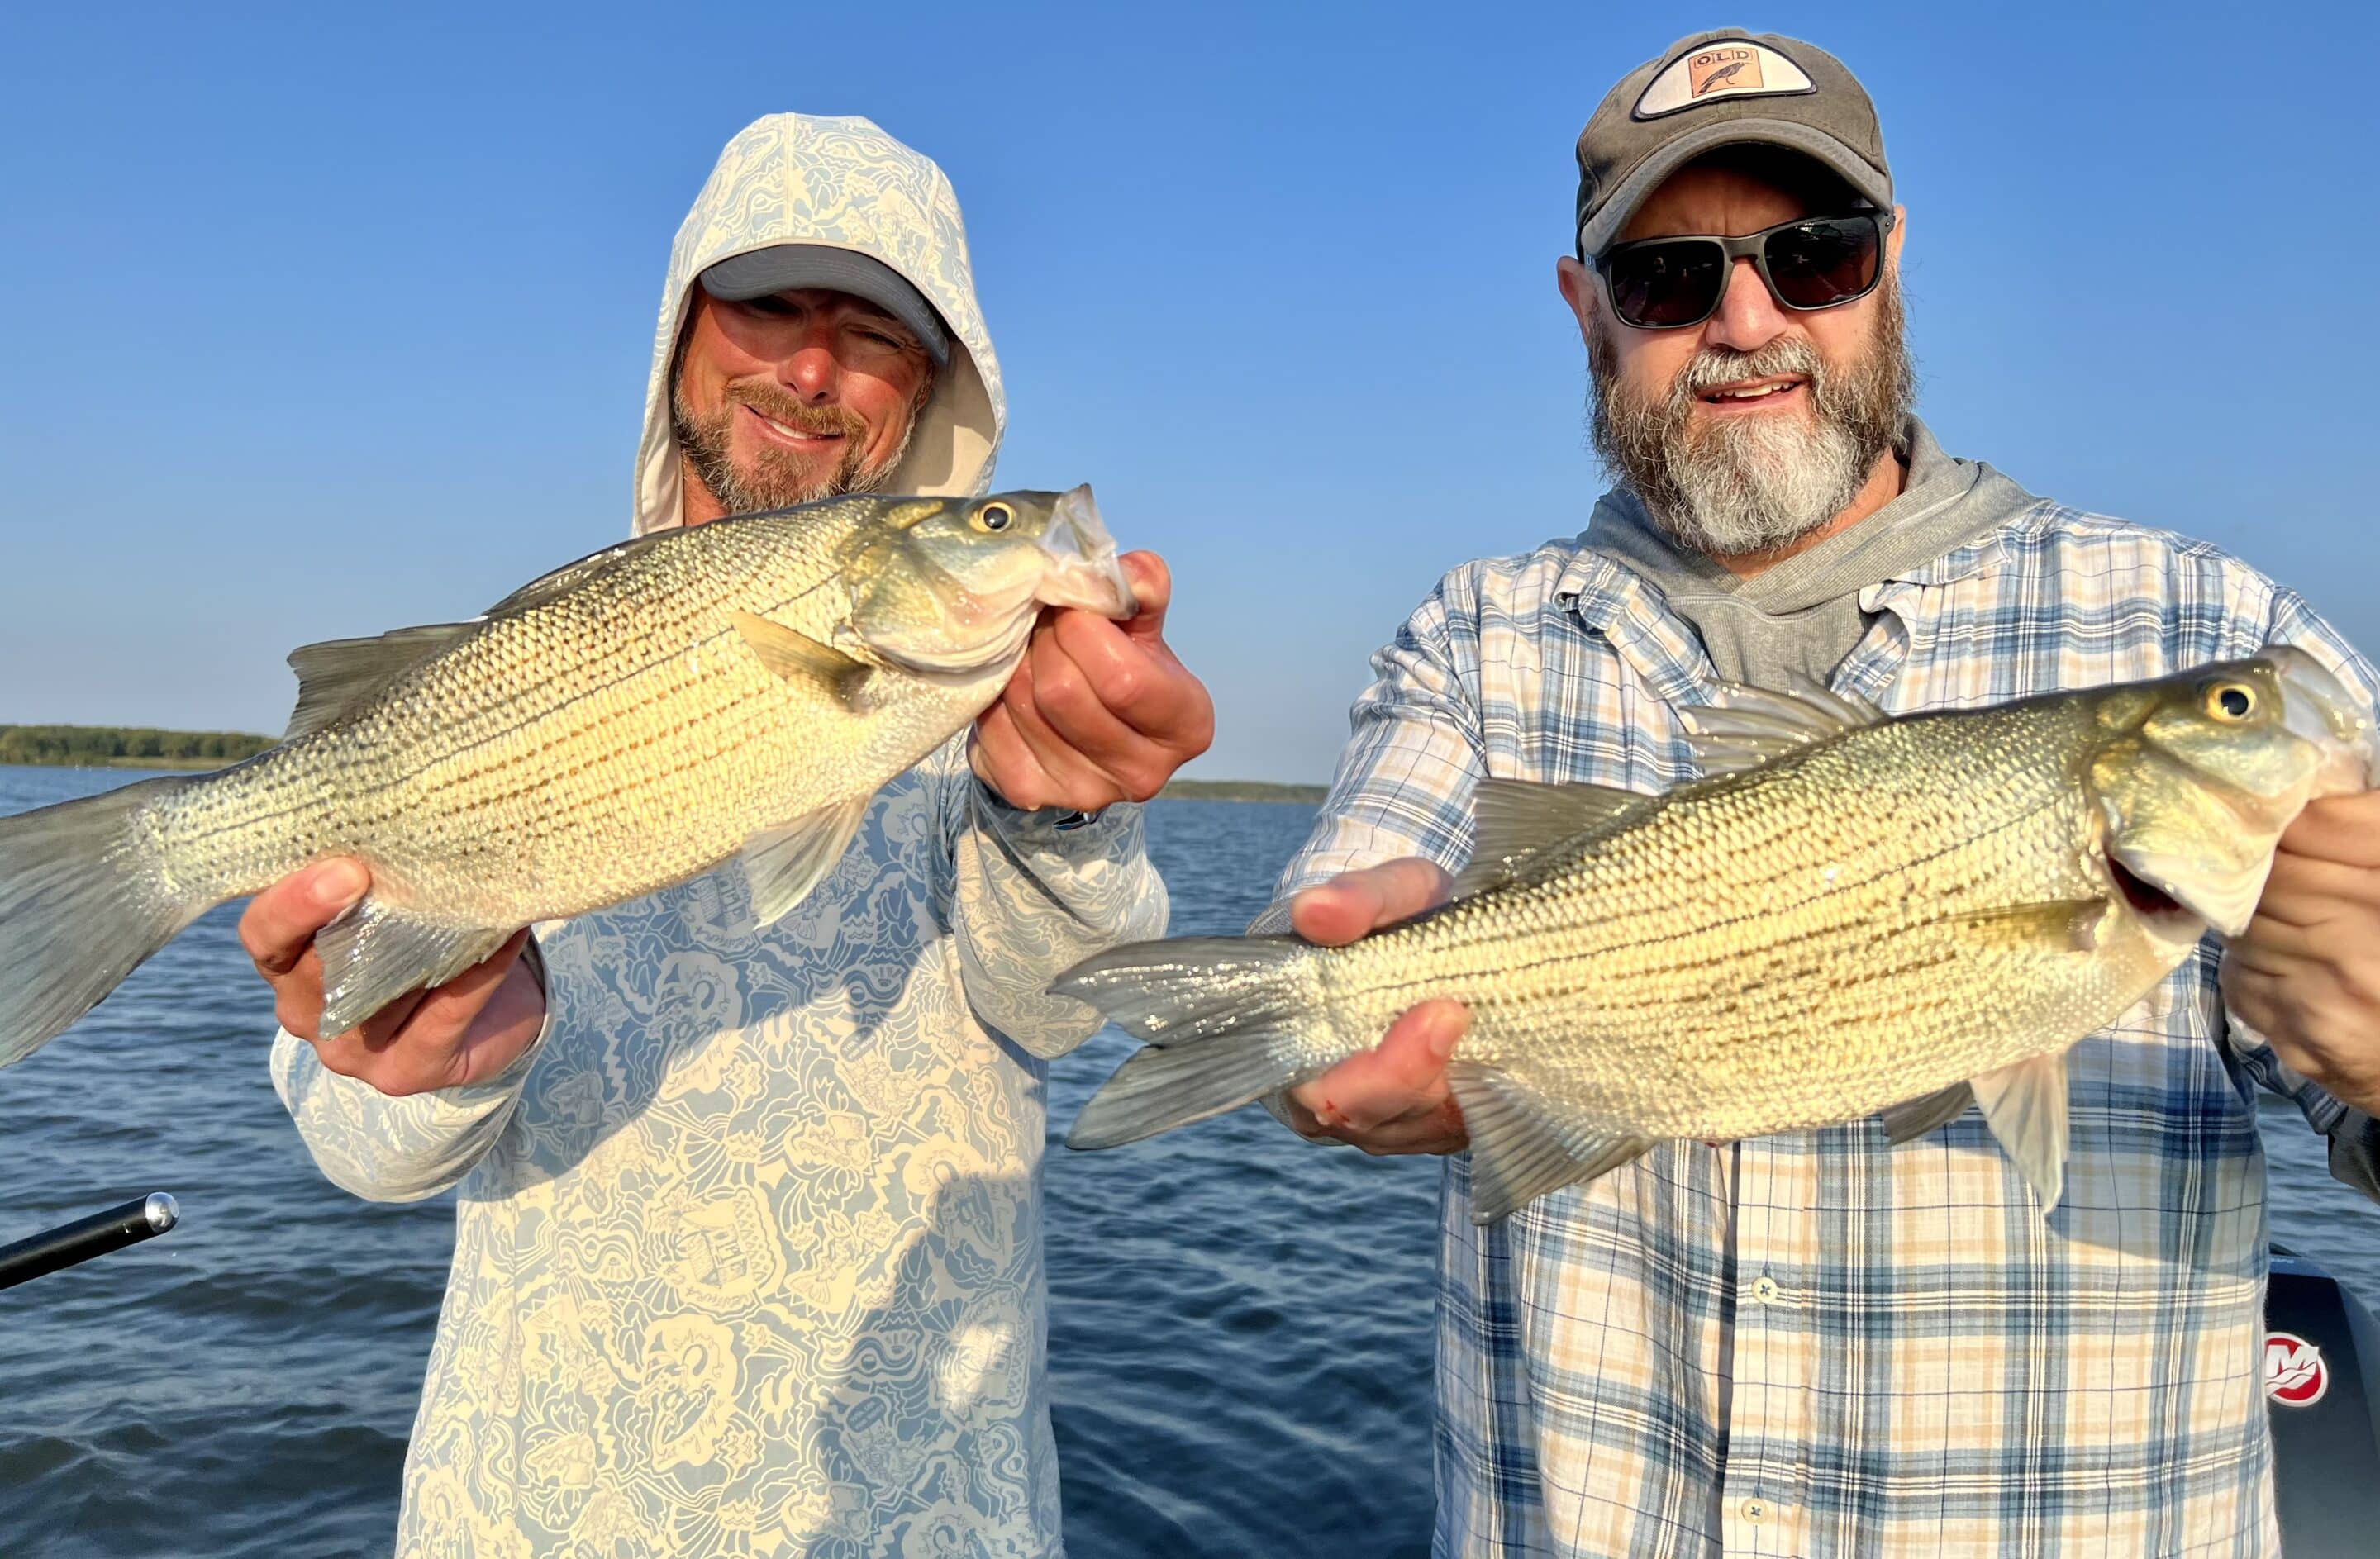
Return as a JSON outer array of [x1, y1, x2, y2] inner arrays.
[[239, 858, 546, 1097], [2223, 791, 2380, 1115], [1276, 858, 1471, 1154], [970, 551, 1215, 812]]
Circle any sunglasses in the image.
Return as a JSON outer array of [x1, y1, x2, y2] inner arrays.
[[1592, 211, 1895, 330]]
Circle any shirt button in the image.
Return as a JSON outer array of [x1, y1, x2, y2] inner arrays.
[[1749, 1275, 1780, 1304], [1741, 1498, 1768, 1524]]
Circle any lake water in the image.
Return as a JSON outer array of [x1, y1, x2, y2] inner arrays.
[[0, 767, 2374, 1557]]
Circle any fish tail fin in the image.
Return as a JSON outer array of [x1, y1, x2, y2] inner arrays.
[[1054, 935, 1336, 1149], [0, 776, 207, 1065]]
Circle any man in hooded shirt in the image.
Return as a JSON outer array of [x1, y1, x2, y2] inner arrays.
[[1262, 31, 2380, 1557], [239, 114, 1211, 1557]]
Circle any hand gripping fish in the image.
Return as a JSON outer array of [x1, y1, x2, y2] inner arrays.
[[0, 487, 1133, 1065], [1056, 651, 2378, 1221]]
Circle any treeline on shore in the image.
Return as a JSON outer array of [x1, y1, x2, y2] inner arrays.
[[0, 725, 276, 769], [1158, 778, 1327, 804]]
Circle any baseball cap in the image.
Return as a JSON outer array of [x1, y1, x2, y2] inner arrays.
[[1574, 30, 1892, 259], [697, 245, 952, 366]]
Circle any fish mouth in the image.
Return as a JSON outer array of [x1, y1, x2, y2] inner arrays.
[[1033, 486, 1137, 620], [2106, 856, 2187, 920]]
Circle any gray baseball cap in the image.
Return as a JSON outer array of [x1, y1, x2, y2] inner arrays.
[[1574, 30, 1892, 259], [697, 245, 951, 366]]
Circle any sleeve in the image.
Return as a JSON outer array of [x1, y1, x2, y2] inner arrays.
[[1250, 574, 1489, 934], [268, 938, 550, 1203], [933, 736, 1171, 1057], [2223, 586, 2380, 1204]]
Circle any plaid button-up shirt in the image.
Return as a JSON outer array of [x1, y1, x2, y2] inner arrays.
[[1269, 496, 2380, 1557]]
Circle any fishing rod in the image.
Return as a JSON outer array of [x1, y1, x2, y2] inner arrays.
[[0, 1193, 179, 1291]]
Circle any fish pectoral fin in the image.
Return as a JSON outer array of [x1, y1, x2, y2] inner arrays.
[[740, 795, 873, 927], [1446, 1061, 1654, 1224], [1969, 1052, 2071, 1212], [1878, 1081, 1974, 1144], [731, 611, 873, 709], [1454, 777, 1655, 897], [314, 898, 513, 1039], [284, 624, 476, 740], [1944, 897, 2113, 953]]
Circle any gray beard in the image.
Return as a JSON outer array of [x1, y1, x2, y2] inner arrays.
[[1588, 276, 1915, 557]]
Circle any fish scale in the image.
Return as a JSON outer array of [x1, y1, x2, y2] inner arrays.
[[1059, 650, 2378, 1221], [0, 486, 1134, 1065]]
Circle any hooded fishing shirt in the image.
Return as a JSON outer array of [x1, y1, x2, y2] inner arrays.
[[1271, 420, 2380, 1557], [269, 115, 1164, 1558]]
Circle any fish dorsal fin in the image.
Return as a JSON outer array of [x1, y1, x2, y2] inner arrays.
[[1678, 674, 1887, 778], [1878, 1081, 1974, 1144], [481, 531, 675, 620], [740, 793, 873, 927], [731, 611, 873, 710], [284, 624, 476, 740], [1970, 1050, 2071, 1212], [1454, 777, 1657, 897], [1445, 1061, 1654, 1223]]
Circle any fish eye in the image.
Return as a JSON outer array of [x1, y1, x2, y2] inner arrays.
[[2204, 682, 2256, 721], [974, 502, 1014, 533]]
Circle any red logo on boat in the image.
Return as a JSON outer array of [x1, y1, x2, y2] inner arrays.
[[2265, 1331, 2329, 1407]]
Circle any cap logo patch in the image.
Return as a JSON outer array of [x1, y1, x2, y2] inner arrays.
[[1634, 40, 1816, 120]]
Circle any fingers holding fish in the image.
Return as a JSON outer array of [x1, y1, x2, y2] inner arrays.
[[973, 549, 1214, 812], [305, 932, 545, 1097], [1288, 858, 1453, 947], [1285, 999, 1471, 1156]]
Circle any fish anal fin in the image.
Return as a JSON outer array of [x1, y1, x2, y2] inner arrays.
[[1879, 1081, 1973, 1144], [1970, 1051, 2071, 1212], [285, 624, 475, 740], [315, 897, 512, 1038], [1454, 777, 1654, 897], [740, 794, 873, 927], [1446, 1060, 1654, 1224], [732, 611, 873, 708]]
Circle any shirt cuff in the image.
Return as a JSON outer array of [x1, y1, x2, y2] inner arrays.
[[971, 775, 1140, 848]]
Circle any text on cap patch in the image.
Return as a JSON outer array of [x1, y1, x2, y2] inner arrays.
[[1634, 40, 1817, 120]]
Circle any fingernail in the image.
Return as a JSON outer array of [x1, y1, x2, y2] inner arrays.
[[1428, 1009, 1463, 1060], [312, 860, 368, 910]]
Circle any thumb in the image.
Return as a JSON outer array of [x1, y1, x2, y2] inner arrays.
[[1117, 551, 1172, 643]]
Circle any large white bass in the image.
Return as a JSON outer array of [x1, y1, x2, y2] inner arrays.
[[1058, 651, 2377, 1220], [0, 487, 1133, 1063]]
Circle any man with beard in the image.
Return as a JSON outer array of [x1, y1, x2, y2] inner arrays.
[[1264, 31, 2380, 1556], [239, 114, 1211, 1556]]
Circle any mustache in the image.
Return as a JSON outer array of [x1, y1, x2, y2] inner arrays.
[[723, 383, 869, 440], [1673, 338, 1826, 405]]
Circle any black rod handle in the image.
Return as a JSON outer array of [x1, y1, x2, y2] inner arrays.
[[0, 1194, 179, 1291]]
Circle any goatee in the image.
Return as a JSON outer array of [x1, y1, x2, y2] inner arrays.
[[670, 379, 924, 516], [1588, 274, 1915, 558]]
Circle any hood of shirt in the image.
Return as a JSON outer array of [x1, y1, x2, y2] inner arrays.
[[631, 113, 1005, 537], [1584, 418, 2045, 684]]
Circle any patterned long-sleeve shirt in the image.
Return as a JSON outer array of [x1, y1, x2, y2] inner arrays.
[[272, 734, 1165, 1558], [1271, 501, 2380, 1558]]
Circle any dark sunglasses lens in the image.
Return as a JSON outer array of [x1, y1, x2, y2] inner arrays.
[[1764, 216, 1881, 309], [1606, 240, 1726, 327]]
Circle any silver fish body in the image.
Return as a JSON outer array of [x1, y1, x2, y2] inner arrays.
[[1058, 651, 2377, 1220], [0, 487, 1133, 1063]]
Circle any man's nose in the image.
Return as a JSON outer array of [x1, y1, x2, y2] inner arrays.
[[778, 326, 841, 402], [1702, 255, 1787, 354]]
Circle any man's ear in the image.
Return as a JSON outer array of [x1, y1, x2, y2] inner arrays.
[[1885, 203, 1908, 273], [1555, 255, 1599, 345]]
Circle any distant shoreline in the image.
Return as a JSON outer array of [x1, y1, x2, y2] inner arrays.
[[0, 725, 274, 771], [3, 726, 1323, 798]]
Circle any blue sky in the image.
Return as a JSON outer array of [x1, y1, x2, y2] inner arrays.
[[2, 2, 2373, 782]]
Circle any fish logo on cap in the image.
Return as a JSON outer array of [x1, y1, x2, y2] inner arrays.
[[1634, 38, 1817, 119]]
